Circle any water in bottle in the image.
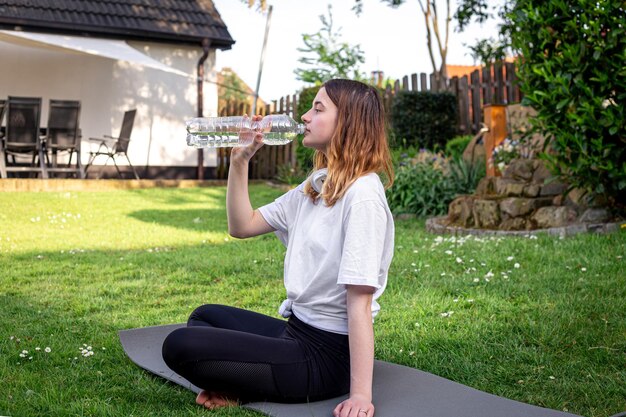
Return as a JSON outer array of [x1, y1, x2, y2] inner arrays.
[[186, 114, 305, 148]]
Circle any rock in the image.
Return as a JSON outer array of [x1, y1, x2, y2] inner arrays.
[[500, 198, 535, 217], [523, 184, 540, 198], [532, 206, 578, 228], [448, 196, 475, 228], [578, 208, 611, 223], [503, 159, 534, 181], [475, 177, 497, 196], [553, 194, 565, 206], [500, 217, 527, 231], [473, 199, 501, 229], [532, 160, 553, 184], [500, 197, 552, 217], [540, 181, 568, 196], [495, 178, 526, 197]]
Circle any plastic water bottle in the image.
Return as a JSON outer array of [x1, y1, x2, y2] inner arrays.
[[186, 114, 305, 148]]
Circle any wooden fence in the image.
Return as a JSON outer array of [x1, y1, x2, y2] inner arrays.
[[218, 62, 520, 179], [379, 61, 521, 135]]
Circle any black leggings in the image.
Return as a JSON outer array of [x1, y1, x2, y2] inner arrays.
[[162, 304, 350, 403]]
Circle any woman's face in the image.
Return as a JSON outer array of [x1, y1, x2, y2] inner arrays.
[[301, 87, 337, 153]]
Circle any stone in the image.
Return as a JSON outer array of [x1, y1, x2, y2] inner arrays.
[[503, 159, 534, 181], [448, 196, 475, 228], [566, 188, 589, 206], [531, 160, 553, 184], [500, 217, 527, 231], [475, 177, 497, 196], [523, 184, 540, 198], [532, 206, 578, 228], [500, 198, 535, 217], [495, 178, 526, 197], [578, 208, 611, 223], [540, 181, 568, 196], [473, 199, 501, 229], [500, 197, 553, 217]]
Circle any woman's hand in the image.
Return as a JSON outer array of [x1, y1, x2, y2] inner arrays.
[[230, 115, 264, 167], [333, 394, 375, 417]]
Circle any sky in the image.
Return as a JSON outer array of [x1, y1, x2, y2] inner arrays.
[[211, 0, 502, 101]]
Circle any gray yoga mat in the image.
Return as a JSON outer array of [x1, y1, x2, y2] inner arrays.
[[119, 323, 581, 417]]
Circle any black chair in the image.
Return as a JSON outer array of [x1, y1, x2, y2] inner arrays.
[[85, 109, 139, 179], [45, 99, 84, 178], [0, 99, 6, 137], [0, 96, 48, 179]]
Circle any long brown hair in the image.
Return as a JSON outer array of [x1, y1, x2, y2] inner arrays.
[[304, 79, 394, 206]]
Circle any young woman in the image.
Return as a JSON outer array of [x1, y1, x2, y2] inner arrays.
[[162, 79, 394, 417]]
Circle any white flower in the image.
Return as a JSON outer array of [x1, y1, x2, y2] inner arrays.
[[45, 347, 51, 353], [507, 256, 514, 261], [467, 299, 475, 303], [445, 250, 453, 255], [581, 267, 587, 272], [35, 347, 41, 351], [456, 257, 463, 264], [514, 263, 520, 268], [473, 278, 480, 283], [22, 350, 28, 354], [485, 270, 494, 278]]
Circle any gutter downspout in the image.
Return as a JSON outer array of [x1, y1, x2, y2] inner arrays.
[[197, 38, 211, 180]]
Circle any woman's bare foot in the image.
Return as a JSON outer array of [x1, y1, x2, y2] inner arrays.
[[195, 390, 238, 409]]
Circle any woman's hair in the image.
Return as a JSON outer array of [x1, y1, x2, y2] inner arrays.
[[304, 78, 394, 206]]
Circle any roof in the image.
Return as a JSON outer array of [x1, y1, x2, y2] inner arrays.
[[0, 0, 235, 49]]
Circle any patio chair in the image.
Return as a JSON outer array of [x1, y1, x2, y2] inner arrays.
[[0, 100, 6, 147], [0, 96, 48, 179], [0, 99, 6, 136], [84, 109, 140, 179], [45, 99, 84, 178]]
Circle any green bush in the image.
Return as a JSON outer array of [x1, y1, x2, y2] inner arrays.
[[445, 135, 473, 160], [386, 152, 484, 217], [294, 86, 320, 173], [509, 0, 626, 210], [390, 91, 458, 150]]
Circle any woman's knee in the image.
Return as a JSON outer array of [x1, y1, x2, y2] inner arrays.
[[161, 328, 190, 370], [187, 304, 223, 326]]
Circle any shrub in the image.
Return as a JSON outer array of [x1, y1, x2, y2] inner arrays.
[[445, 135, 473, 160], [386, 150, 484, 217], [390, 91, 458, 150], [294, 86, 320, 173], [509, 0, 626, 210]]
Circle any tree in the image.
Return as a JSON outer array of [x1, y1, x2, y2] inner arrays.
[[294, 5, 366, 85]]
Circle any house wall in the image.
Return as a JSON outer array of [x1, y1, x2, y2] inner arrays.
[[0, 38, 219, 175]]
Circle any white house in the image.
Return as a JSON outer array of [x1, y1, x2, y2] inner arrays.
[[0, 0, 235, 179]]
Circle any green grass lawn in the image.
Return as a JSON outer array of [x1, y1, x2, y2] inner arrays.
[[0, 185, 624, 417]]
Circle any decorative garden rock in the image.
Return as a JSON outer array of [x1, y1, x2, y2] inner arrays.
[[429, 158, 623, 235]]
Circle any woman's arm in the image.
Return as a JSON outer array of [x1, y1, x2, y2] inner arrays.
[[226, 121, 275, 239], [333, 285, 376, 417]]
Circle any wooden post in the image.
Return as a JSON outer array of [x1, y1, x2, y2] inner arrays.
[[483, 104, 508, 177]]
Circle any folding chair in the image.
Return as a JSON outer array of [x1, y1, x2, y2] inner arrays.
[[84, 109, 140, 179], [0, 96, 47, 179], [45, 100, 84, 178]]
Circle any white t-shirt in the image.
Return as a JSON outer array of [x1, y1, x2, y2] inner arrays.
[[258, 173, 395, 335]]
